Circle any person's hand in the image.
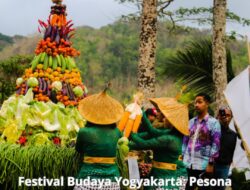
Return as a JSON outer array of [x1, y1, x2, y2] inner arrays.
[[130, 132, 136, 139], [240, 141, 245, 151], [206, 163, 214, 174]]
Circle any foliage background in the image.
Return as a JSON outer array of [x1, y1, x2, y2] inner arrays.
[[0, 20, 248, 104]]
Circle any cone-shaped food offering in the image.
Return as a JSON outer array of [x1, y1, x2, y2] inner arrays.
[[0, 0, 86, 146], [16, 0, 86, 107]]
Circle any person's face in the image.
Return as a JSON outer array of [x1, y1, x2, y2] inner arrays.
[[156, 108, 164, 122], [218, 109, 232, 127], [147, 115, 156, 122], [194, 96, 209, 114], [163, 118, 173, 129]]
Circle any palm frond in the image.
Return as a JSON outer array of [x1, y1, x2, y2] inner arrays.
[[160, 38, 234, 96]]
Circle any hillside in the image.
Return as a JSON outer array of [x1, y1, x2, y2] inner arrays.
[[0, 20, 248, 101], [0, 33, 13, 51], [0, 33, 26, 51]]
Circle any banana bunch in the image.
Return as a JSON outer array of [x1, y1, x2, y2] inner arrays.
[[31, 52, 77, 71]]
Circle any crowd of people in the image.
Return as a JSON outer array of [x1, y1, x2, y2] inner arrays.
[[73, 90, 239, 190]]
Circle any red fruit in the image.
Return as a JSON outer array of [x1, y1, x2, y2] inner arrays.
[[18, 136, 27, 145], [53, 137, 61, 145]]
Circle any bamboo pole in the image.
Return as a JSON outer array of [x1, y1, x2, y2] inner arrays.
[[244, 36, 250, 163], [233, 121, 250, 163], [246, 36, 250, 64]]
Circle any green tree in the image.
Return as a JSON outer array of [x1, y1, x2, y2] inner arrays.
[[116, 0, 249, 107], [1, 21, 248, 101], [0, 55, 32, 104], [160, 39, 234, 97]]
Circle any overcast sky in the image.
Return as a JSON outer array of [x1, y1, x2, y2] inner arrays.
[[0, 0, 250, 37]]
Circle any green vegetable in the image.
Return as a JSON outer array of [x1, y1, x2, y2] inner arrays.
[[51, 81, 62, 91], [73, 86, 83, 97], [16, 78, 24, 86], [116, 137, 130, 181], [0, 144, 80, 190], [29, 133, 51, 146], [118, 137, 129, 145], [0, 89, 85, 146], [1, 121, 20, 143], [27, 77, 38, 87]]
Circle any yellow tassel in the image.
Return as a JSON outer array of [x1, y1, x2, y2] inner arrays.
[[117, 111, 130, 132], [124, 119, 134, 138], [132, 114, 142, 133]]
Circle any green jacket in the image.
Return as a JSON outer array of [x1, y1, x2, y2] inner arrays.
[[75, 122, 122, 181], [129, 112, 187, 189]]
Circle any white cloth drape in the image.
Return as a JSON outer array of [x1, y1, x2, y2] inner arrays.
[[224, 66, 250, 169]]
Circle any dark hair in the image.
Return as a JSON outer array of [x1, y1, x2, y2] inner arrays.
[[145, 108, 157, 117], [86, 121, 116, 129], [195, 93, 211, 103], [218, 105, 233, 116]]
